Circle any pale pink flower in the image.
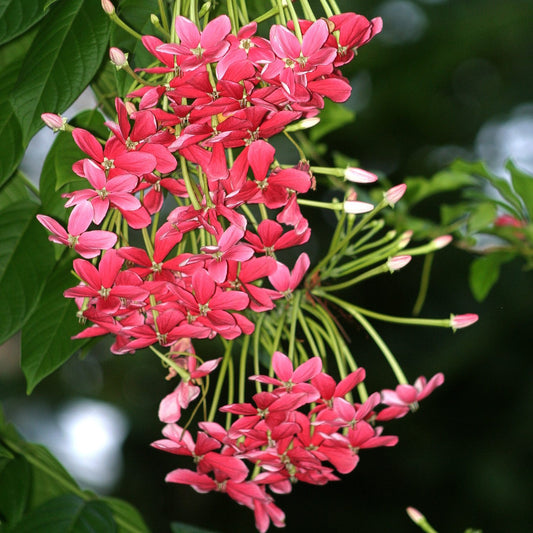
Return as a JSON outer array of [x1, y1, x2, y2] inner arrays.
[[450, 313, 479, 330]]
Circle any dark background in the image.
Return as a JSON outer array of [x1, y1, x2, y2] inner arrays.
[[2, 0, 533, 531]]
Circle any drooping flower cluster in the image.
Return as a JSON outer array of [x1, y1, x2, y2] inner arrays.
[[152, 352, 442, 532], [37, 11, 381, 354], [36, 5, 477, 531]]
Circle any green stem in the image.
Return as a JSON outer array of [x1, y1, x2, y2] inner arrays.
[[17, 171, 40, 198], [149, 345, 190, 380], [297, 198, 344, 211], [287, 291, 302, 362], [158, 0, 170, 32], [239, 335, 251, 404], [208, 340, 232, 421], [412, 252, 434, 316], [316, 291, 451, 328], [109, 13, 143, 40]]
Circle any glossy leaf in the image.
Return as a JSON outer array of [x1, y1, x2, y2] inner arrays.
[[9, 494, 117, 533], [10, 0, 110, 143], [0, 202, 55, 345], [0, 172, 32, 209], [103, 497, 151, 533], [466, 202, 497, 234], [0, 0, 56, 46], [507, 160, 533, 220], [22, 255, 91, 394], [469, 252, 514, 301], [0, 101, 24, 188], [0, 455, 32, 525]]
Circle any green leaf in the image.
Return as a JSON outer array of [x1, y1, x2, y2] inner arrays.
[[91, 60, 121, 118], [40, 109, 106, 221], [10, 494, 117, 533], [403, 170, 476, 207], [103, 497, 151, 533], [0, 201, 55, 345], [0, 455, 32, 525], [10, 0, 110, 143], [452, 160, 524, 219], [466, 202, 497, 234], [507, 160, 533, 220], [0, 0, 56, 46], [21, 254, 90, 394], [469, 252, 514, 301], [309, 101, 355, 142], [0, 172, 32, 209], [0, 101, 24, 188], [170, 522, 220, 533]]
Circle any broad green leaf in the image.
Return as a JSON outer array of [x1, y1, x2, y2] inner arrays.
[[40, 109, 107, 221], [469, 252, 514, 301], [103, 497, 151, 533], [10, 0, 110, 143], [112, 0, 159, 97], [0, 442, 14, 460], [0, 0, 56, 46], [20, 443, 80, 509], [170, 522, 220, 533], [10, 494, 117, 533], [0, 455, 32, 525], [21, 255, 91, 394], [0, 172, 32, 209], [309, 101, 355, 142], [507, 160, 533, 220], [404, 170, 476, 207], [452, 160, 524, 218], [466, 202, 497, 234], [0, 101, 23, 188], [0, 202, 55, 345]]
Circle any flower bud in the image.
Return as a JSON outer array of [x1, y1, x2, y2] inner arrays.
[[198, 1, 212, 18], [398, 230, 412, 249], [101, 0, 115, 14], [344, 167, 378, 183], [384, 183, 407, 205], [285, 117, 320, 132], [344, 190, 374, 214], [150, 14, 160, 26], [109, 47, 128, 68], [41, 113, 66, 132], [431, 234, 453, 249], [124, 101, 137, 115], [387, 255, 412, 272], [450, 313, 479, 330], [406, 507, 425, 525]]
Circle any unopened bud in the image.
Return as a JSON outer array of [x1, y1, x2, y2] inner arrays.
[[398, 230, 413, 249], [101, 0, 115, 15], [432, 234, 453, 249], [384, 183, 407, 205], [344, 190, 374, 214], [406, 507, 425, 525], [150, 14, 160, 25], [344, 167, 378, 183], [109, 47, 128, 68], [198, 1, 213, 18], [285, 117, 320, 132], [450, 313, 479, 330], [41, 113, 67, 132], [387, 255, 412, 272]]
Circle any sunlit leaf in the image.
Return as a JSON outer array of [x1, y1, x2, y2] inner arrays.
[[103, 497, 151, 533], [466, 202, 497, 234]]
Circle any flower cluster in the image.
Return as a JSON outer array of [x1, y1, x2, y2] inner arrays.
[[36, 4, 476, 531], [152, 351, 442, 532], [37, 11, 381, 354]]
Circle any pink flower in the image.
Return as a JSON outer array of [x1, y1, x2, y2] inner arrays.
[[450, 313, 479, 330], [37, 202, 117, 258]]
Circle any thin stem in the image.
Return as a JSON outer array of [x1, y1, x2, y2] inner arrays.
[[158, 0, 170, 32], [238, 335, 251, 404], [109, 13, 143, 40], [149, 345, 190, 380], [412, 252, 434, 316], [208, 340, 232, 421]]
